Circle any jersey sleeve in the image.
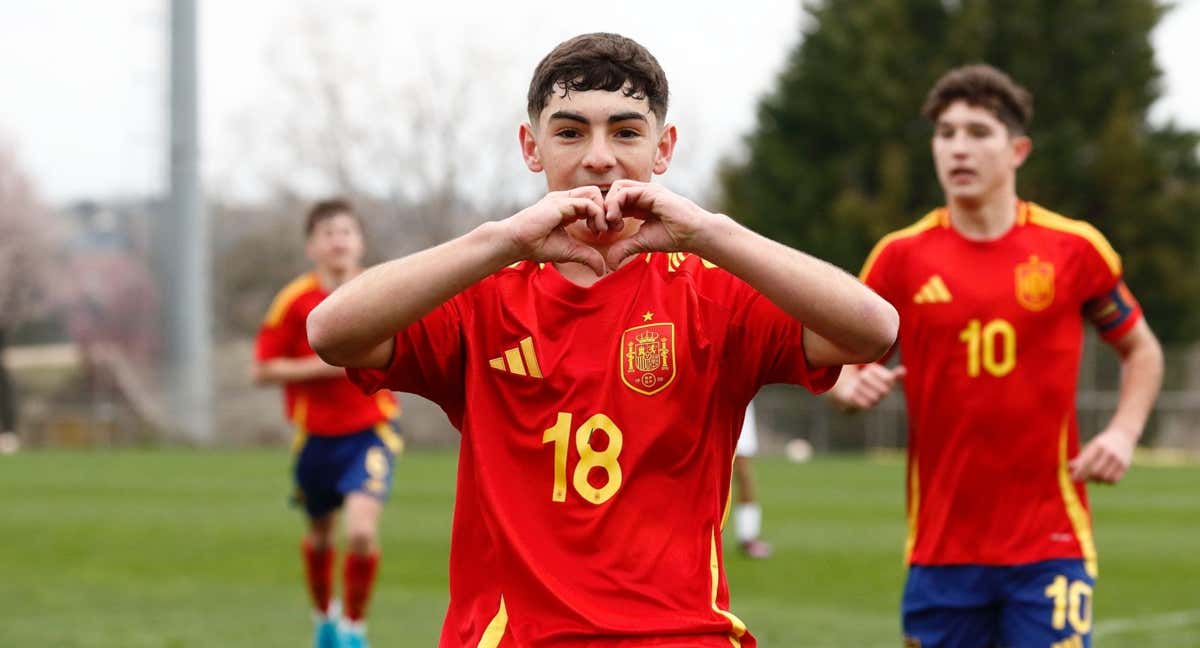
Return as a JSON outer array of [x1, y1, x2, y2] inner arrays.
[[731, 290, 842, 393], [691, 261, 840, 398], [858, 237, 901, 306], [255, 295, 301, 361], [346, 292, 468, 428], [1073, 225, 1143, 342]]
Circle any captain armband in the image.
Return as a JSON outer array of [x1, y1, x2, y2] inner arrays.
[[1083, 281, 1140, 335]]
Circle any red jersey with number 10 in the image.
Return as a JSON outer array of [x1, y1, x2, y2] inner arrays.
[[349, 253, 839, 648], [860, 202, 1142, 576]]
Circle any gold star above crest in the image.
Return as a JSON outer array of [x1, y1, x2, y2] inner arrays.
[[642, 311, 654, 322]]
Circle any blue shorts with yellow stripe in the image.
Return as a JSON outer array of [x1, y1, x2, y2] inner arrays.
[[903, 559, 1094, 648], [291, 421, 404, 518]]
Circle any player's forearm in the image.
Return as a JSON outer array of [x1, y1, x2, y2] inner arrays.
[[1106, 324, 1164, 442], [308, 221, 518, 366], [694, 215, 898, 362], [253, 357, 343, 385]]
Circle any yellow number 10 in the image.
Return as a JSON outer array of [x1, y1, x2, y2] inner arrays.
[[542, 412, 624, 505], [958, 318, 1017, 377], [1044, 575, 1093, 634]]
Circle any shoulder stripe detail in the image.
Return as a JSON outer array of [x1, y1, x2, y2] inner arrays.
[[264, 273, 319, 327], [1026, 205, 1121, 277], [859, 210, 944, 281]]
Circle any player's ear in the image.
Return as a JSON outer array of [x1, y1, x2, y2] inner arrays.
[[653, 122, 677, 175], [1011, 134, 1032, 169], [519, 122, 543, 173]]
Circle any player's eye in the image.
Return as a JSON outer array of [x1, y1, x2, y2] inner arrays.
[[555, 128, 582, 139], [968, 125, 992, 138], [614, 128, 641, 139]]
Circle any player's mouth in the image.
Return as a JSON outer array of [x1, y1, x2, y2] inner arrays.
[[949, 168, 977, 183]]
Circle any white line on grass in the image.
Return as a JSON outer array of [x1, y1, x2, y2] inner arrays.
[[1093, 608, 1200, 638], [792, 609, 1200, 647]]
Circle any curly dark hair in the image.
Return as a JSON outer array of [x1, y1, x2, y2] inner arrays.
[[527, 32, 669, 124], [922, 64, 1033, 135]]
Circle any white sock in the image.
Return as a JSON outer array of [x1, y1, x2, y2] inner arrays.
[[735, 503, 762, 542], [314, 599, 341, 623], [340, 619, 366, 635]]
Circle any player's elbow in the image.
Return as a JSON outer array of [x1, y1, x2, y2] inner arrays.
[[850, 298, 899, 364], [306, 303, 351, 367]]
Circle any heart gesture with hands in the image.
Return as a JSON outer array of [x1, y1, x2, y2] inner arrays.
[[502, 181, 718, 275], [600, 179, 717, 269], [501, 186, 614, 276]]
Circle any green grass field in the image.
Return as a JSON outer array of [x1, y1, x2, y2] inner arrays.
[[1, 450, 1197, 647]]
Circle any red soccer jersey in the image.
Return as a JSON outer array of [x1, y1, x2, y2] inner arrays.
[[256, 273, 398, 436], [860, 201, 1142, 575], [349, 253, 839, 648]]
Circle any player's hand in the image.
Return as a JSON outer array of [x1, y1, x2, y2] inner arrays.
[[832, 364, 906, 411], [501, 187, 612, 276], [601, 180, 718, 268], [1070, 427, 1137, 484]]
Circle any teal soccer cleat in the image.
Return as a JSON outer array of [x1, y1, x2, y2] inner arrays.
[[340, 627, 368, 648], [313, 618, 341, 648]]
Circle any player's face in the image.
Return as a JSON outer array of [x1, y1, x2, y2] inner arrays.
[[932, 101, 1030, 205], [306, 213, 364, 275], [520, 87, 676, 244]]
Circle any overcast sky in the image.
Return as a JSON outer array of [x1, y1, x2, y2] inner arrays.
[[0, 0, 1197, 205]]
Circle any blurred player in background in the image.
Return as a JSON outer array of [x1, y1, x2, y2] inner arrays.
[[829, 64, 1163, 647], [253, 198, 403, 648], [307, 32, 897, 647], [732, 401, 771, 558]]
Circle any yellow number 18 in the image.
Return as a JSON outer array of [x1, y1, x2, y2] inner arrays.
[[542, 412, 624, 505], [958, 318, 1017, 377]]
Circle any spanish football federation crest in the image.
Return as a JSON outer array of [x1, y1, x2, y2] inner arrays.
[[620, 322, 676, 395], [1015, 255, 1055, 311]]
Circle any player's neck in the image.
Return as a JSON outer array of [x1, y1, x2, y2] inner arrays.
[[315, 266, 360, 291], [947, 191, 1019, 241]]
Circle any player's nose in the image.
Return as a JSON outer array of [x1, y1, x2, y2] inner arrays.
[[582, 138, 617, 172]]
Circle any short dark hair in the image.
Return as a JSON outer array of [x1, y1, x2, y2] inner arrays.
[[304, 198, 359, 237], [922, 64, 1033, 134], [527, 32, 669, 124]]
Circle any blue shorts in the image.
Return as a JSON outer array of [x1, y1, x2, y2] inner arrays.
[[292, 421, 403, 519], [902, 559, 1094, 648]]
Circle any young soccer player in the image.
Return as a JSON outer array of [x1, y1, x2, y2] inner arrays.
[[254, 199, 403, 648], [307, 32, 898, 648], [732, 402, 771, 559], [829, 65, 1164, 648]]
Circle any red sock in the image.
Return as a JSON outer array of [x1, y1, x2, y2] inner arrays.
[[342, 551, 380, 622], [302, 539, 334, 615]]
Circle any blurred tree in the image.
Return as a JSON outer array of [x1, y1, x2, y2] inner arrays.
[[0, 140, 61, 436], [0, 142, 58, 332], [721, 0, 1200, 343], [211, 5, 533, 339]]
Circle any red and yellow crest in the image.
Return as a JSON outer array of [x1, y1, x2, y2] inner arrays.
[[619, 323, 676, 395], [1015, 255, 1055, 311]]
